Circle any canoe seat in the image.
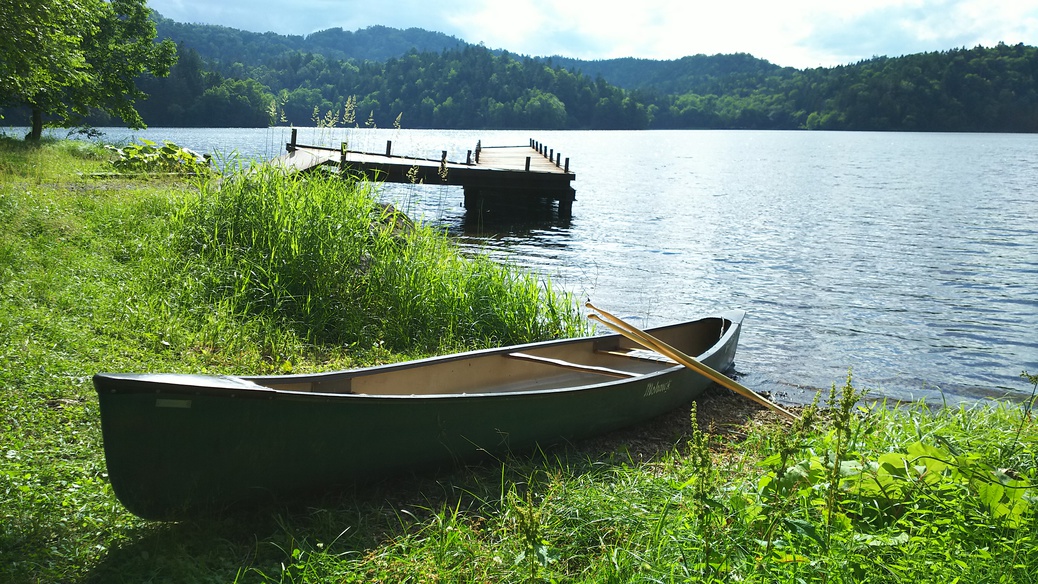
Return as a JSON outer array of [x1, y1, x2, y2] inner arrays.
[[506, 352, 641, 378], [596, 348, 677, 364]]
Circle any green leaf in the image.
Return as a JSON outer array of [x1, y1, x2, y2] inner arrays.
[[783, 518, 823, 544]]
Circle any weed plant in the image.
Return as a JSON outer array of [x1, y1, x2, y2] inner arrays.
[[1, 139, 1035, 583], [106, 139, 212, 175]]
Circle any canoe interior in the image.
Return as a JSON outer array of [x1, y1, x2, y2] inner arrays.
[[241, 317, 733, 396]]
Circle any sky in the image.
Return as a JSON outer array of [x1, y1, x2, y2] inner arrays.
[[147, 0, 1038, 69]]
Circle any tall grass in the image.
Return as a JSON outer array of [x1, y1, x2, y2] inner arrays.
[[0, 135, 110, 181], [166, 167, 584, 360]]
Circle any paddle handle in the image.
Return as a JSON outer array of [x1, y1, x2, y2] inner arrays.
[[587, 304, 797, 421]]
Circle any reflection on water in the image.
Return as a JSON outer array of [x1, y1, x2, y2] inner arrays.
[[455, 200, 571, 237], [40, 126, 1038, 405]]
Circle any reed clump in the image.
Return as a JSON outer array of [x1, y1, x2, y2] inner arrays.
[[165, 166, 583, 363]]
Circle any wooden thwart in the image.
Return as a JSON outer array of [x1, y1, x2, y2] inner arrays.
[[506, 352, 641, 378]]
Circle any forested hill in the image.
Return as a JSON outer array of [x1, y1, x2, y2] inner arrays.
[[545, 54, 793, 95], [153, 16, 468, 65], [87, 17, 1038, 132]]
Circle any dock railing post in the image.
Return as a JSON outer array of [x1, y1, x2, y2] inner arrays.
[[525, 156, 531, 172], [339, 142, 347, 173], [467, 150, 472, 165], [564, 157, 570, 172], [386, 140, 392, 156], [288, 128, 298, 152]]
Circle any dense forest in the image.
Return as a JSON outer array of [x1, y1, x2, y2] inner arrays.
[[6, 13, 1038, 132], [151, 17, 469, 66]]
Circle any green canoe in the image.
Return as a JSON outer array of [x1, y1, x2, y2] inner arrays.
[[93, 310, 745, 520]]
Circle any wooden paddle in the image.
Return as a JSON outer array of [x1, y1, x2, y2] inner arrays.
[[586, 302, 798, 421]]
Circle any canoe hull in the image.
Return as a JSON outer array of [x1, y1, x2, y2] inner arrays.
[[94, 311, 744, 520]]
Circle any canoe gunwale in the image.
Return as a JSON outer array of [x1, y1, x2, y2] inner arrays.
[[93, 310, 745, 401]]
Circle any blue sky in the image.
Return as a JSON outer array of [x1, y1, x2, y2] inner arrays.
[[147, 0, 1038, 68]]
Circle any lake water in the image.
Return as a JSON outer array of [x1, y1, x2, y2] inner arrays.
[[23, 126, 1038, 405]]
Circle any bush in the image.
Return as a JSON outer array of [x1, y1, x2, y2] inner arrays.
[[106, 139, 211, 174]]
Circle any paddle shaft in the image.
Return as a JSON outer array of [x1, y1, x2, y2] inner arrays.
[[586, 305, 797, 421]]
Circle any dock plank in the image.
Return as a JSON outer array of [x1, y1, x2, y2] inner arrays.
[[477, 145, 568, 174]]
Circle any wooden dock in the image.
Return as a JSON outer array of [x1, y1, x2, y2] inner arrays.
[[271, 130, 576, 218]]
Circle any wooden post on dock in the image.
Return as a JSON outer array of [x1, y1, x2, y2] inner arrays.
[[288, 128, 298, 151], [386, 140, 392, 156]]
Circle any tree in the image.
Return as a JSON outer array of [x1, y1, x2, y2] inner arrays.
[[190, 78, 273, 127], [0, 1, 94, 115], [0, 0, 176, 141]]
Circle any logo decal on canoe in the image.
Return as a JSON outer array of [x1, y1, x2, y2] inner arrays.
[[643, 381, 672, 397]]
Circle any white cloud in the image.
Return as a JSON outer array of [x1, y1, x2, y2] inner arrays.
[[798, 0, 1038, 65], [148, 0, 1038, 68]]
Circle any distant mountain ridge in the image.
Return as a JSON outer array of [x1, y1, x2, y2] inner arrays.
[[153, 14, 779, 96], [137, 15, 1038, 133], [154, 15, 470, 65]]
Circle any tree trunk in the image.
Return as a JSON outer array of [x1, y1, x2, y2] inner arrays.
[[27, 106, 43, 142]]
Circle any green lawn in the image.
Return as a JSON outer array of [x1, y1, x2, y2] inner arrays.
[[1, 138, 1035, 583]]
